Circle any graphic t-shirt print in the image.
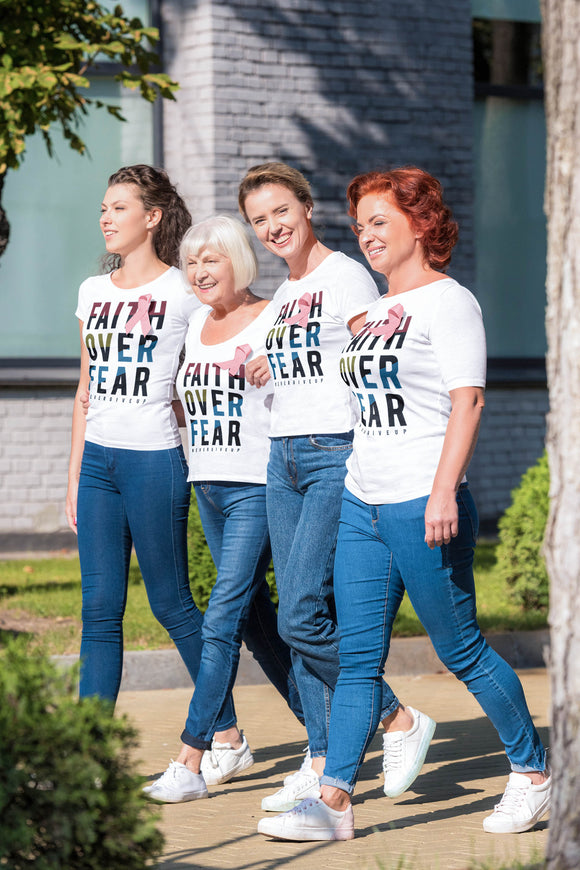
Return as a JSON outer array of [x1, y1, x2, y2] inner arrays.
[[85, 294, 166, 404], [180, 346, 250, 452], [266, 291, 324, 385], [340, 303, 411, 434]]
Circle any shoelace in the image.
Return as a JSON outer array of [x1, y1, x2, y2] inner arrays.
[[283, 771, 318, 795], [494, 781, 528, 815], [156, 760, 181, 785], [383, 734, 404, 771]]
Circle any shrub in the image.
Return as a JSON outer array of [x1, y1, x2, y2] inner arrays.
[[496, 451, 550, 612], [0, 640, 163, 869], [187, 488, 278, 612]]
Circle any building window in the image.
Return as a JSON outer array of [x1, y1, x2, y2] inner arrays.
[[472, 0, 546, 364], [0, 0, 156, 363]]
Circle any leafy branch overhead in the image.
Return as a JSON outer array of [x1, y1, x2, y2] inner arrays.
[[0, 0, 179, 175]]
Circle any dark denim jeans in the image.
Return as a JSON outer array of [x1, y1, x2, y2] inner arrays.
[[181, 482, 302, 749], [267, 434, 399, 757], [77, 440, 212, 707], [321, 485, 546, 793]]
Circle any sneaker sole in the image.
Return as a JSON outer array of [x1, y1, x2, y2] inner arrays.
[[383, 717, 437, 798], [257, 820, 354, 841], [144, 789, 208, 803], [203, 755, 254, 786], [483, 796, 551, 834]]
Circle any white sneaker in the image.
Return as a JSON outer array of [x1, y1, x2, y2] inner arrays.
[[283, 747, 312, 786], [483, 771, 552, 833], [261, 769, 320, 812], [200, 734, 254, 785], [143, 761, 208, 803], [383, 706, 436, 797], [258, 797, 354, 841]]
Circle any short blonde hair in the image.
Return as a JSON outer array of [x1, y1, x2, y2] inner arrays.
[[179, 214, 258, 290], [238, 162, 313, 221]]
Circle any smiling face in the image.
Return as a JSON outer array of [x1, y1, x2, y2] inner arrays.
[[186, 248, 237, 309], [242, 183, 314, 264], [354, 192, 423, 280], [99, 183, 159, 259]]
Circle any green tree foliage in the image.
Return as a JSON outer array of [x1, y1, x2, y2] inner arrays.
[[496, 451, 550, 612], [0, 639, 164, 868], [187, 489, 279, 612], [0, 0, 179, 255]]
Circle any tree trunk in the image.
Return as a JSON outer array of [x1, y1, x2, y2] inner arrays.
[[0, 173, 9, 259], [541, 1, 580, 866]]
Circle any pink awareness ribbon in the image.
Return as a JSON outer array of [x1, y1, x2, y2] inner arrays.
[[283, 292, 312, 328], [216, 344, 252, 377], [368, 303, 405, 340], [125, 293, 153, 336]]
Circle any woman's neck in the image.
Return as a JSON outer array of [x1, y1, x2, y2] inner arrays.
[[112, 245, 169, 289], [384, 260, 444, 296], [286, 237, 333, 281]]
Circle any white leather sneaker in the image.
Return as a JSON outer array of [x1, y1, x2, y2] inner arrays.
[[143, 761, 208, 803], [483, 771, 551, 833], [258, 797, 354, 841], [383, 706, 436, 797]]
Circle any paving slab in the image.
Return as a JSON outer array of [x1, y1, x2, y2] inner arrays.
[[117, 669, 550, 870]]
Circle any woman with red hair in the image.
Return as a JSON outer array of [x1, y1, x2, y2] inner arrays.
[[258, 167, 550, 841]]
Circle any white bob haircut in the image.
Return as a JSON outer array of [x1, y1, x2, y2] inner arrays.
[[179, 214, 258, 291]]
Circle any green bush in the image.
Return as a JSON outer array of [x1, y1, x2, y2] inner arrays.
[[0, 640, 163, 869], [496, 451, 550, 612], [187, 488, 278, 611]]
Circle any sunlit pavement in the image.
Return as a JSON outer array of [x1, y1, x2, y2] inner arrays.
[[117, 669, 550, 870]]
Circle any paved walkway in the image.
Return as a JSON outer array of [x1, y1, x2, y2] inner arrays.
[[117, 669, 550, 870]]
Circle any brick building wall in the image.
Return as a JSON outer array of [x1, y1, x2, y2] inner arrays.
[[162, 0, 475, 294]]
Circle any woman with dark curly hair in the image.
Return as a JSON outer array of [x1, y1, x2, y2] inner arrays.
[[258, 167, 550, 841], [66, 164, 203, 703]]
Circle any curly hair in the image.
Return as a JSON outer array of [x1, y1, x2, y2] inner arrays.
[[346, 167, 458, 271], [103, 164, 191, 271]]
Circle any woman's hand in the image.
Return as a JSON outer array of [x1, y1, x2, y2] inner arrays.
[[246, 354, 271, 387], [65, 479, 78, 535], [424, 386, 484, 549], [424, 487, 458, 549]]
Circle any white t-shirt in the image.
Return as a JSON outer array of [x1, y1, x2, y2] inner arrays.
[[76, 267, 199, 450], [265, 251, 379, 437], [176, 304, 274, 484], [342, 278, 487, 504]]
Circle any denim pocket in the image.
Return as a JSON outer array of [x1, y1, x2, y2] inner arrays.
[[176, 445, 190, 479], [308, 432, 354, 452]]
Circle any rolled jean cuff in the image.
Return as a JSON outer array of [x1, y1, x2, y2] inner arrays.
[[320, 774, 354, 795], [180, 729, 211, 751], [510, 759, 547, 774], [379, 696, 400, 721]]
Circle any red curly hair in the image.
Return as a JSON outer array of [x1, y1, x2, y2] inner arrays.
[[346, 167, 458, 271]]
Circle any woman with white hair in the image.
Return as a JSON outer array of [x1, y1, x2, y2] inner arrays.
[[145, 214, 302, 802]]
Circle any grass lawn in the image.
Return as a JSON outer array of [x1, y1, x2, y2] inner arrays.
[[0, 540, 547, 656]]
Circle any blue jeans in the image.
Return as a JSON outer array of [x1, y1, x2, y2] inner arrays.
[[321, 485, 546, 794], [267, 435, 399, 757], [181, 482, 302, 749], [77, 440, 217, 711]]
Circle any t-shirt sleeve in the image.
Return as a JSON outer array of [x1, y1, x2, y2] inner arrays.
[[75, 278, 92, 323], [337, 258, 380, 325], [430, 283, 487, 391]]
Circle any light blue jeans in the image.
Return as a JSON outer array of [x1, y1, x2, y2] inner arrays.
[[182, 482, 303, 749], [267, 434, 400, 757], [321, 485, 546, 794]]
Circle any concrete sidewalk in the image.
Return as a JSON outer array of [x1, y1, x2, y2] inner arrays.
[[117, 668, 550, 870]]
